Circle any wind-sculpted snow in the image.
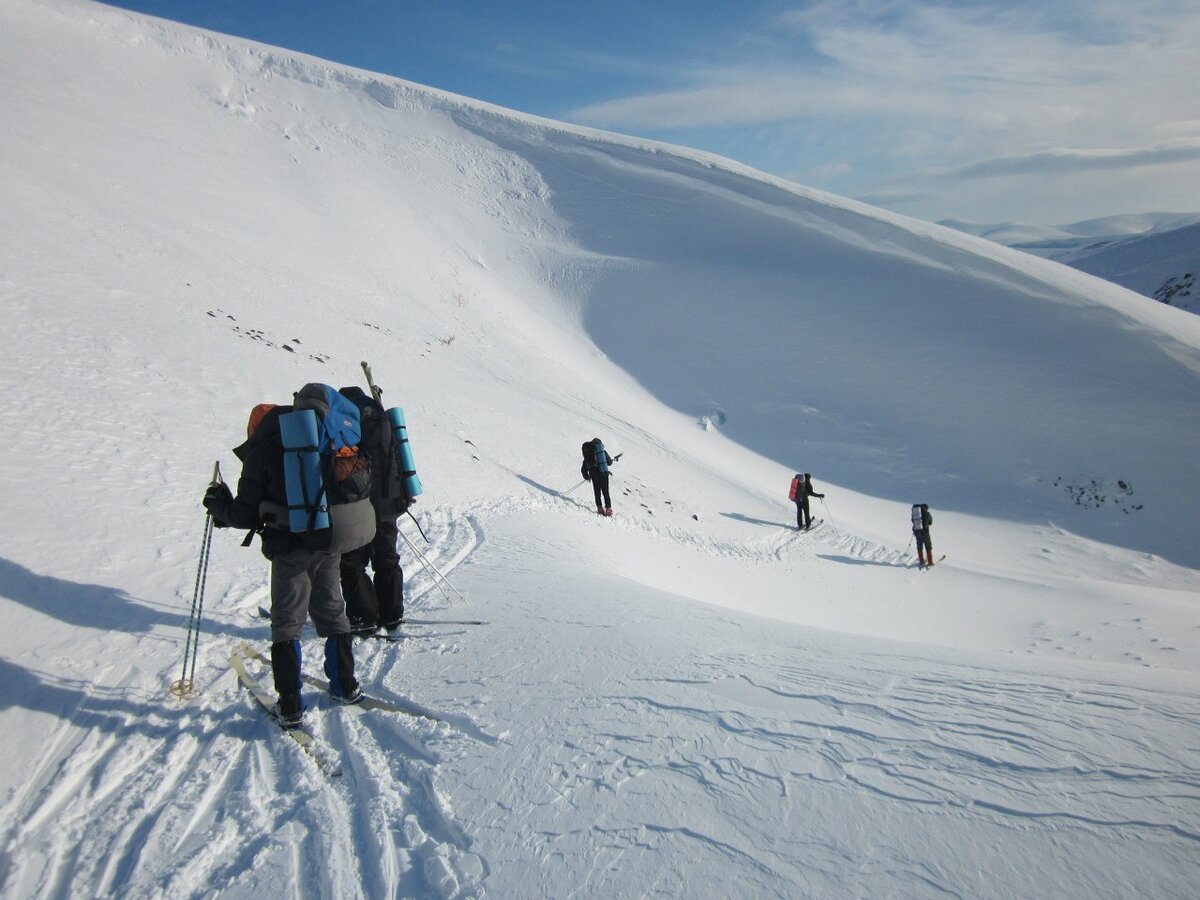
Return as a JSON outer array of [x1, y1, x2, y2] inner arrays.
[[424, 513, 1200, 898], [2, 1, 1199, 897]]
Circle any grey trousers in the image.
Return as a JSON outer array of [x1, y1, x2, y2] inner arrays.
[[268, 548, 352, 642]]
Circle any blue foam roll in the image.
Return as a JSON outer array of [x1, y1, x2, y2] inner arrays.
[[279, 409, 329, 532], [593, 440, 609, 474], [386, 406, 424, 498]]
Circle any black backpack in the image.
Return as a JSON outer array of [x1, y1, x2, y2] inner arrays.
[[340, 385, 411, 517]]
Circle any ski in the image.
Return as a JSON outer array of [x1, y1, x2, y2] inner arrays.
[[403, 618, 487, 626], [239, 642, 444, 723], [256, 606, 484, 628], [364, 631, 405, 643], [797, 518, 823, 532], [230, 643, 342, 777], [918, 554, 947, 571], [362, 630, 458, 643]]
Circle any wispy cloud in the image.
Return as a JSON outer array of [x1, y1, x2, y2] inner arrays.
[[564, 1, 1200, 222], [860, 141, 1200, 209], [887, 141, 1200, 184]]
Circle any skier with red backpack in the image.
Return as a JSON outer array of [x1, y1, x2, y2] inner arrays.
[[788, 473, 825, 530], [203, 383, 374, 728]]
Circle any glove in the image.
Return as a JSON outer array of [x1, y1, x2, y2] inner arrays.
[[202, 482, 233, 525]]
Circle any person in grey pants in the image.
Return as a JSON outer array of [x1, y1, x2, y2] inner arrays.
[[204, 402, 363, 728]]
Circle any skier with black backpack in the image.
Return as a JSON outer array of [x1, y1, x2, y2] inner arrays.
[[581, 438, 620, 516], [203, 383, 374, 728], [338, 384, 413, 637]]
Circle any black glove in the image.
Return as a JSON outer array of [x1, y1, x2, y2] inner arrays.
[[202, 482, 233, 526]]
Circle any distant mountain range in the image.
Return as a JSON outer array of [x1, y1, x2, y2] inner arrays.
[[942, 212, 1199, 312]]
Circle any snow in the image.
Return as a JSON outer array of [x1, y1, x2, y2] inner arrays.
[[1059, 222, 1200, 305], [1, 1, 1199, 897]]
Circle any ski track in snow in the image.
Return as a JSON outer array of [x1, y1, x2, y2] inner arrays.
[[0, 504, 490, 900]]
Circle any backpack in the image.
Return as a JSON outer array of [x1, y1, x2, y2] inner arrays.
[[911, 504, 926, 532], [789, 475, 801, 501], [273, 383, 376, 553], [581, 441, 593, 480], [339, 385, 410, 517], [592, 439, 610, 475], [247, 403, 277, 439]]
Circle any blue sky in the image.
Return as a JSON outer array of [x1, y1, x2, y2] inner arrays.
[[104, 0, 1200, 226]]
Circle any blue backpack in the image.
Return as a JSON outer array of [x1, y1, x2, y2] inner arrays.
[[275, 384, 376, 552], [593, 440, 610, 475]]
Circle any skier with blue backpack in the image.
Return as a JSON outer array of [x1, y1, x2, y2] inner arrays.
[[581, 437, 621, 516], [203, 383, 375, 728]]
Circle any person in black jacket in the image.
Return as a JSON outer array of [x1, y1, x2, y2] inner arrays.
[[794, 473, 825, 530], [203, 402, 363, 729], [337, 385, 412, 637], [912, 503, 934, 567], [581, 438, 617, 516]]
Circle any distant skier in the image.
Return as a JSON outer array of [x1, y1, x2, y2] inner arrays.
[[911, 503, 934, 567], [789, 473, 825, 530], [581, 438, 620, 516]]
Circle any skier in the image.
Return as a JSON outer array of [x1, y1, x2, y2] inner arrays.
[[338, 385, 412, 637], [790, 473, 825, 530], [911, 503, 934, 567], [581, 437, 617, 516], [203, 399, 364, 729]]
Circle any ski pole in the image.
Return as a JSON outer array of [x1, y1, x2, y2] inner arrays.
[[399, 526, 465, 604], [819, 496, 836, 527], [561, 479, 587, 497], [171, 462, 221, 698], [397, 522, 468, 603], [407, 507, 430, 543]]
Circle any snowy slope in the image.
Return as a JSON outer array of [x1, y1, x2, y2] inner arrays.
[[1, 1, 1199, 898], [1061, 222, 1199, 309], [943, 212, 1200, 257]]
